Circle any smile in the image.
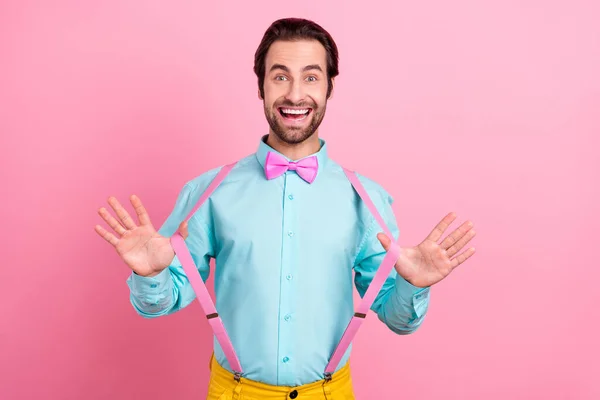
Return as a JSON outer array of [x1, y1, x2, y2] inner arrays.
[[278, 107, 312, 122]]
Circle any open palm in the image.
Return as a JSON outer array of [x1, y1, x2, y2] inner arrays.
[[95, 195, 188, 277], [378, 212, 476, 288]]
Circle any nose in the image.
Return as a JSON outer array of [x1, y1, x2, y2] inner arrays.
[[284, 79, 304, 104]]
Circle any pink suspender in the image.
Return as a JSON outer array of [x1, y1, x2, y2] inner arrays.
[[169, 162, 402, 382], [324, 168, 401, 379], [170, 162, 243, 379]]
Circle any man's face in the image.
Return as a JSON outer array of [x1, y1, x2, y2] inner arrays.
[[260, 39, 334, 145]]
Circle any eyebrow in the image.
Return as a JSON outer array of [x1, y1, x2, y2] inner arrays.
[[269, 64, 324, 73]]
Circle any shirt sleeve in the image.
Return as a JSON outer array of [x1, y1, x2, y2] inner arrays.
[[353, 189, 431, 334], [125, 183, 215, 318]]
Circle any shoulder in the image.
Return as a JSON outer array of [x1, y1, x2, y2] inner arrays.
[[353, 170, 394, 206], [181, 153, 256, 198], [327, 159, 394, 207]]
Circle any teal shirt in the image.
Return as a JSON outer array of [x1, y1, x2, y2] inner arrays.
[[126, 135, 430, 386]]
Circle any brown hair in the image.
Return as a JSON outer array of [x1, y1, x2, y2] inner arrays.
[[254, 18, 339, 99]]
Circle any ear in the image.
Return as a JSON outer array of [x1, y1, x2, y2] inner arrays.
[[257, 88, 263, 100], [327, 78, 336, 100]]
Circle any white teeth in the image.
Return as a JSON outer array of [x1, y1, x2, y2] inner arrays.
[[281, 108, 309, 115]]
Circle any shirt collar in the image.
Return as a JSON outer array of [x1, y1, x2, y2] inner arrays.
[[255, 134, 329, 181]]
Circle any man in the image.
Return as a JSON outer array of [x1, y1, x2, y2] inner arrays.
[[95, 18, 476, 399]]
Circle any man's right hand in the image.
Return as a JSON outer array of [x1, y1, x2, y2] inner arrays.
[[95, 195, 189, 278]]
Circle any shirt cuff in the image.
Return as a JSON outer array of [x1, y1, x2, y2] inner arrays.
[[394, 274, 430, 318]]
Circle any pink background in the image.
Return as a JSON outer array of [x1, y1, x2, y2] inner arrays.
[[1, 1, 599, 399]]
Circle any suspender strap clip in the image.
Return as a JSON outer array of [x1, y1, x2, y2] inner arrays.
[[354, 312, 366, 318], [324, 372, 332, 382], [206, 312, 219, 319], [233, 371, 242, 382]]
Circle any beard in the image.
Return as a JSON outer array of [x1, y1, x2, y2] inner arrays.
[[264, 100, 327, 145]]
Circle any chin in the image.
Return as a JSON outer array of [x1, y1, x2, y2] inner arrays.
[[275, 128, 315, 145]]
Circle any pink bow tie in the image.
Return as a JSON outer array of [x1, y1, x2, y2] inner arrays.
[[264, 151, 319, 184]]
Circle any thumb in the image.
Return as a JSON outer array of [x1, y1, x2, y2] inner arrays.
[[178, 221, 189, 240], [377, 232, 391, 251]]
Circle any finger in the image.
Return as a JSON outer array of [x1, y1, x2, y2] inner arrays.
[[425, 212, 457, 243], [440, 220, 474, 250], [446, 229, 476, 258], [179, 221, 189, 240], [427, 212, 457, 243], [94, 224, 119, 246], [130, 194, 152, 226], [377, 232, 390, 251], [449, 247, 476, 269], [107, 196, 137, 230], [98, 207, 127, 236]]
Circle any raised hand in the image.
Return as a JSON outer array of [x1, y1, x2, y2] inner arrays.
[[377, 212, 476, 288], [94, 195, 189, 277]]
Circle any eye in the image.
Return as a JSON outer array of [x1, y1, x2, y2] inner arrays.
[[306, 76, 317, 82], [275, 75, 288, 81]]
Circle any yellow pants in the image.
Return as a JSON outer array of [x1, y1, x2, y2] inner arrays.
[[207, 354, 356, 399]]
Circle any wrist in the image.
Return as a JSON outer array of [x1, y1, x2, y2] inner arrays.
[[145, 269, 163, 278], [134, 267, 165, 278]]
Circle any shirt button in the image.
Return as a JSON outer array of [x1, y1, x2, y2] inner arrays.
[[288, 231, 294, 237], [284, 314, 291, 322], [288, 194, 294, 200], [283, 356, 290, 363], [150, 283, 157, 288], [286, 274, 293, 280], [289, 389, 298, 399]]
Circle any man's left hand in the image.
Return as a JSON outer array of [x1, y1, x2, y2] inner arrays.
[[377, 212, 476, 288]]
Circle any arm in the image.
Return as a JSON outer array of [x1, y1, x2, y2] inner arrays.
[[353, 191, 430, 335], [125, 183, 215, 318]]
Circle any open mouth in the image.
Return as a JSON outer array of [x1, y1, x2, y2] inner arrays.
[[278, 107, 312, 122]]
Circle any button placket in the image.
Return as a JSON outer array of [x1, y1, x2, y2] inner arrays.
[[278, 174, 299, 383]]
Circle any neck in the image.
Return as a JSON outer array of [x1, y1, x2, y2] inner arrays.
[[266, 131, 321, 161]]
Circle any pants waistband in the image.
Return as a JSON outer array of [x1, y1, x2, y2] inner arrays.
[[208, 353, 354, 399]]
